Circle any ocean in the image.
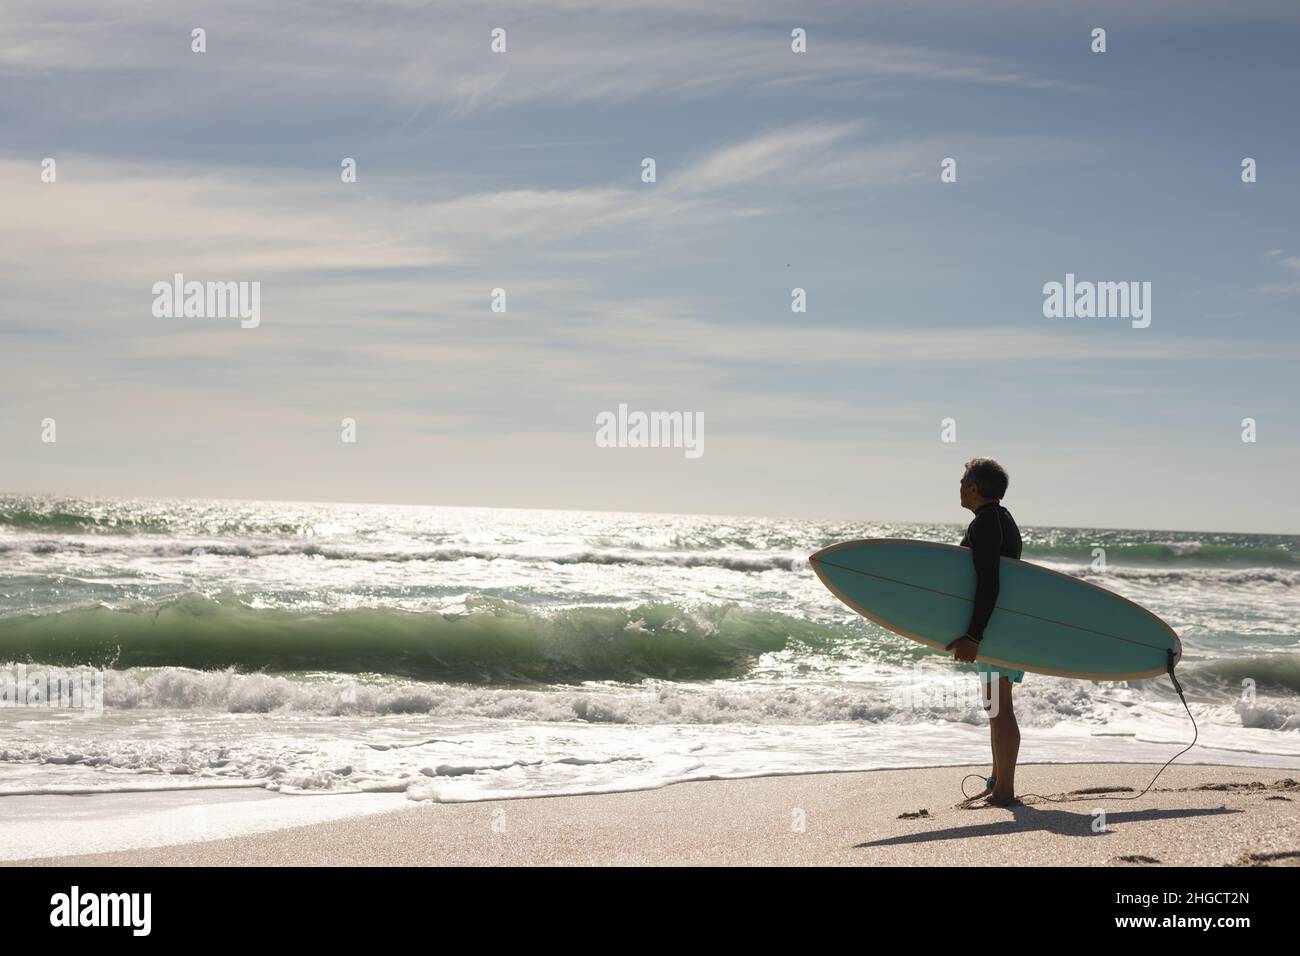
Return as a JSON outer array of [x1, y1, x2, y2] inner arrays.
[[2, 494, 1298, 805]]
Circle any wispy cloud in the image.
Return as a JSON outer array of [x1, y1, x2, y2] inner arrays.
[[0, 0, 1068, 123]]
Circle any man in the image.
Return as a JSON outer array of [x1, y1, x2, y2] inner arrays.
[[945, 458, 1023, 806]]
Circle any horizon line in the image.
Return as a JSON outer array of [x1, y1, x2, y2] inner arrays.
[[0, 487, 1293, 539]]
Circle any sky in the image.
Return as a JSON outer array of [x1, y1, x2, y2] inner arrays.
[[1, 0, 1298, 533]]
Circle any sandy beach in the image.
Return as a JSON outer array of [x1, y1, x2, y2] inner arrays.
[[9, 762, 1299, 867]]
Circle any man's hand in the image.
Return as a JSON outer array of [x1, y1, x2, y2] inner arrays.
[[945, 635, 980, 663]]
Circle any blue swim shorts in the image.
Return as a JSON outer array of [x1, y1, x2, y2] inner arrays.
[[976, 661, 1025, 684]]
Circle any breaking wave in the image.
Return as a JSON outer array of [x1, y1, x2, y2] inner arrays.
[[0, 592, 844, 683]]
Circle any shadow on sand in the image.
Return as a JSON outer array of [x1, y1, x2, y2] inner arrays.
[[856, 802, 1241, 849]]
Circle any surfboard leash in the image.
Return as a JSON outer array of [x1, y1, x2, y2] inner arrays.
[[961, 649, 1199, 805]]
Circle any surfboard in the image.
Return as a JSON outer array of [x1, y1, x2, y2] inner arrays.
[[810, 539, 1181, 680]]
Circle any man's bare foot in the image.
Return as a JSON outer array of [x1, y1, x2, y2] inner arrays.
[[955, 783, 993, 807], [986, 791, 1022, 806]]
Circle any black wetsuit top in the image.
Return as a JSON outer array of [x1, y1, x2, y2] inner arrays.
[[958, 502, 1022, 642]]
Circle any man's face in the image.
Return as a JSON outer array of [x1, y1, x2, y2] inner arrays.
[[960, 474, 977, 509]]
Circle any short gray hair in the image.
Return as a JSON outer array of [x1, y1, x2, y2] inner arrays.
[[963, 458, 1009, 500]]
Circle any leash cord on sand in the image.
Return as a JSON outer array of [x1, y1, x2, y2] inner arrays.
[[961, 650, 1198, 805]]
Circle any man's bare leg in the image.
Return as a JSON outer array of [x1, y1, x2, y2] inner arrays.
[[988, 675, 1020, 804], [960, 676, 998, 805], [987, 675, 1001, 785]]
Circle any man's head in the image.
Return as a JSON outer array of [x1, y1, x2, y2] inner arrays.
[[960, 458, 1009, 511]]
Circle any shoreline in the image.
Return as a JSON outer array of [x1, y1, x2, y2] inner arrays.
[[8, 762, 1299, 867]]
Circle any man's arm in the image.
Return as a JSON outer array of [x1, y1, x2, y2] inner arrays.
[[965, 509, 1003, 642]]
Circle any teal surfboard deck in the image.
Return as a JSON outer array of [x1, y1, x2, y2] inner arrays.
[[810, 539, 1181, 680]]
